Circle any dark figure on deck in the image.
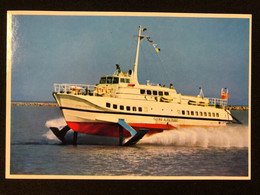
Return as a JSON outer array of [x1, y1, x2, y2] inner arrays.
[[116, 64, 121, 74]]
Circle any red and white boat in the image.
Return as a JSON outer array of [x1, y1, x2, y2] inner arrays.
[[51, 26, 236, 145]]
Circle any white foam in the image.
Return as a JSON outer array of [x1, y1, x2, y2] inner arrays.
[[140, 125, 249, 148], [43, 117, 67, 141], [42, 130, 59, 140], [45, 117, 66, 129]]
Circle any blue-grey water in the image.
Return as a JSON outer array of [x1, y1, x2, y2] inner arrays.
[[10, 106, 249, 176]]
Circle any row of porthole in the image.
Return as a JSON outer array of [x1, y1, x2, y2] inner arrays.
[[106, 102, 220, 118], [106, 103, 142, 112], [179, 110, 219, 117], [140, 89, 169, 96]]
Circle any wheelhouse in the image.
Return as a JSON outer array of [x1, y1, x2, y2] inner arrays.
[[99, 76, 131, 85], [99, 76, 119, 84]]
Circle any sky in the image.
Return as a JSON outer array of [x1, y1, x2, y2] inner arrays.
[[10, 13, 250, 105]]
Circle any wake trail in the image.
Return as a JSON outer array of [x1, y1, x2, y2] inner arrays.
[[140, 125, 248, 148]]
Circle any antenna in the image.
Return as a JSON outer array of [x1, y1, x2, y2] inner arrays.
[[198, 87, 204, 98], [133, 26, 142, 84]]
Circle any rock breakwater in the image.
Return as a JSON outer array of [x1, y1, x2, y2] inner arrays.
[[11, 102, 58, 107]]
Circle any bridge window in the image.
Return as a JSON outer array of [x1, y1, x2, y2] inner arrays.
[[99, 77, 106, 84], [153, 91, 157, 95], [113, 77, 119, 84], [120, 78, 125, 83], [138, 107, 142, 112], [125, 79, 130, 83], [133, 107, 137, 111], [126, 106, 130, 111], [164, 92, 169, 96], [113, 104, 117, 109], [107, 77, 113, 84], [159, 91, 163, 96], [106, 103, 110, 108], [182, 110, 185, 115], [120, 105, 124, 110], [147, 90, 151, 95], [140, 89, 145, 94]]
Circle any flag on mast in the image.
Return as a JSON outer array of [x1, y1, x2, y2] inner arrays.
[[221, 88, 229, 99], [146, 37, 160, 52]]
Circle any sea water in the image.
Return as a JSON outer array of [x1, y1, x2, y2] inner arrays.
[[9, 106, 249, 176]]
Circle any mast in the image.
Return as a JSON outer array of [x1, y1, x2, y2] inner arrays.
[[133, 25, 146, 84]]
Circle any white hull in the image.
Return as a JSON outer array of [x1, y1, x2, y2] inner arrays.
[[54, 93, 231, 132]]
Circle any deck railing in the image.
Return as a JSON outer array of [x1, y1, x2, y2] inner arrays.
[[54, 83, 96, 96], [208, 97, 228, 107]]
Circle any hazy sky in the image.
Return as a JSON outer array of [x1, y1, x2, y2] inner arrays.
[[10, 14, 250, 105]]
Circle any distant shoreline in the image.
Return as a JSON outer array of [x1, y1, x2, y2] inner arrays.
[[11, 102, 248, 110], [226, 106, 248, 111], [11, 102, 58, 107]]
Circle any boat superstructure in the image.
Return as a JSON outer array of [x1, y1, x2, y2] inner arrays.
[[52, 26, 235, 145]]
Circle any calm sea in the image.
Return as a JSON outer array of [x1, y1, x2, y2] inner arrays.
[[9, 106, 249, 177]]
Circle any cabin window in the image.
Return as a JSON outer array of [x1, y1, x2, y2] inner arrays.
[[138, 107, 142, 112], [186, 111, 190, 115], [120, 105, 124, 110], [120, 78, 125, 83], [191, 111, 194, 116], [195, 111, 198, 116], [113, 104, 117, 109], [212, 113, 215, 117], [159, 91, 163, 96], [164, 92, 169, 96], [147, 90, 152, 95], [112, 77, 119, 84], [182, 110, 185, 115], [216, 113, 219, 117], [177, 110, 180, 114], [99, 77, 106, 84], [208, 112, 211, 117], [106, 103, 110, 108], [204, 112, 207, 117], [133, 107, 137, 111], [126, 106, 131, 111], [153, 91, 157, 95], [140, 89, 145, 94], [125, 79, 130, 83], [106, 77, 113, 84], [200, 112, 203, 116]]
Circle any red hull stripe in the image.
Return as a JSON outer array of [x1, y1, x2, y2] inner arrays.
[[66, 122, 224, 138], [66, 122, 176, 138]]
